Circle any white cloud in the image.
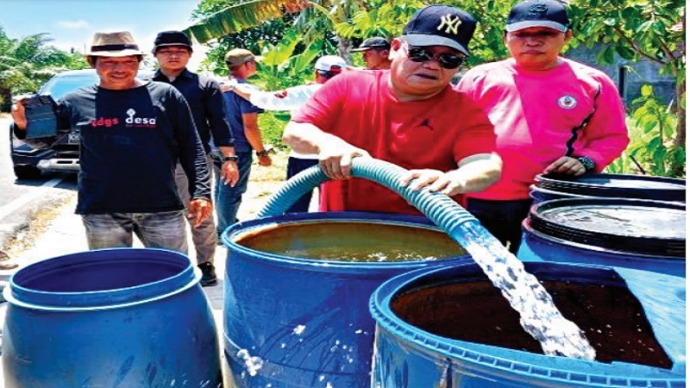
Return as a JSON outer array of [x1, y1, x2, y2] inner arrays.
[[56, 20, 90, 30]]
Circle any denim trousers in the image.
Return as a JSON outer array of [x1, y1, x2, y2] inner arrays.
[[285, 156, 319, 213], [175, 158, 216, 265], [82, 210, 188, 254], [466, 198, 533, 254], [214, 151, 252, 238]]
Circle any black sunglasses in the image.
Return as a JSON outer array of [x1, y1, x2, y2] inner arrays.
[[406, 45, 465, 69]]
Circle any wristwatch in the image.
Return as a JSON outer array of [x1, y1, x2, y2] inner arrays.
[[223, 156, 239, 162], [576, 156, 596, 172], [256, 150, 270, 157]]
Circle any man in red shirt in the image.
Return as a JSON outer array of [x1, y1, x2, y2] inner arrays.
[[285, 5, 502, 214]]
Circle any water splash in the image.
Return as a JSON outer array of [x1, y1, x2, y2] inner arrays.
[[293, 325, 306, 335], [457, 222, 596, 360], [236, 349, 264, 376]]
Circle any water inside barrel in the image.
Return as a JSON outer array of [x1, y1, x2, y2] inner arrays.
[[391, 279, 672, 368], [234, 221, 466, 262]]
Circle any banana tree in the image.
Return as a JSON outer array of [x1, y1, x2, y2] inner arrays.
[[184, 0, 379, 63], [184, 0, 312, 45], [253, 29, 323, 90]]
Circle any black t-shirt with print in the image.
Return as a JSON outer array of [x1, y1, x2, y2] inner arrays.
[[58, 81, 210, 214]]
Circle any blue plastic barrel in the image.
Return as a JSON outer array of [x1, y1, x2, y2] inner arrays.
[[530, 173, 686, 204], [2, 248, 221, 387], [370, 262, 686, 387], [519, 198, 685, 277], [221, 211, 472, 387]]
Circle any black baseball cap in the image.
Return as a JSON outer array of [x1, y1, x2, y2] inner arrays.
[[506, 0, 570, 32], [402, 5, 477, 56], [351, 37, 391, 52], [153, 31, 193, 53]]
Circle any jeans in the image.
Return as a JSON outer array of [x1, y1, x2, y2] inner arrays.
[[176, 159, 216, 265], [82, 210, 188, 254], [466, 198, 533, 254], [285, 157, 319, 213], [215, 151, 252, 238]]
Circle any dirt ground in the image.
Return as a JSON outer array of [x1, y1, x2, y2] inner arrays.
[[2, 151, 292, 260], [235, 150, 291, 220]]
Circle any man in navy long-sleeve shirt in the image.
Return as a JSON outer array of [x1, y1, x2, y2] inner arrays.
[[152, 31, 239, 286]]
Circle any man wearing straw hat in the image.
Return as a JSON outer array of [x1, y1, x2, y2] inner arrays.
[[11, 31, 212, 254]]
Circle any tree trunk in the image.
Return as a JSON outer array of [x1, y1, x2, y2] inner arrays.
[[673, 77, 685, 147], [338, 38, 354, 65], [672, 76, 685, 177], [0, 88, 12, 112]]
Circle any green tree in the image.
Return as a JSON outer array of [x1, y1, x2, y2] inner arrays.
[[0, 28, 88, 111], [568, 0, 685, 176], [185, 0, 685, 177], [185, 0, 373, 67], [186, 0, 309, 45]]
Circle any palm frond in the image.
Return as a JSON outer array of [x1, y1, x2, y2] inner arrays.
[[183, 0, 311, 44]]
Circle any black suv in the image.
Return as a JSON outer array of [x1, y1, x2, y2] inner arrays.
[[10, 69, 151, 179]]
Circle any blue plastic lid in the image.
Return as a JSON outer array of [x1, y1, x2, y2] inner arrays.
[[529, 198, 685, 257]]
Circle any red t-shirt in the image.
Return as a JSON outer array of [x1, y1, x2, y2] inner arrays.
[[291, 70, 496, 214]]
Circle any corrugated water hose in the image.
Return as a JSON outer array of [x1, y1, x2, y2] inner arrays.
[[257, 157, 598, 360], [257, 157, 480, 242]]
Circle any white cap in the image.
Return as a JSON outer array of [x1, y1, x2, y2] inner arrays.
[[314, 55, 347, 73]]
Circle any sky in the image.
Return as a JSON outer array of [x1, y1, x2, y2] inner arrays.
[[1, 0, 210, 70]]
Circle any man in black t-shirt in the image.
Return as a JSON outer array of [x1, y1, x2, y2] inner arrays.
[[11, 31, 211, 254]]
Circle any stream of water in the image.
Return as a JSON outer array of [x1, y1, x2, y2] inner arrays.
[[455, 222, 596, 360]]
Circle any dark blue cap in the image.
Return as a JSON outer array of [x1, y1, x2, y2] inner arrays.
[[506, 0, 570, 32], [153, 31, 193, 52], [351, 37, 391, 52], [402, 5, 477, 56]]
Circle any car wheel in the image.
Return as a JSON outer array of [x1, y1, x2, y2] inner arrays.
[[13, 165, 42, 180]]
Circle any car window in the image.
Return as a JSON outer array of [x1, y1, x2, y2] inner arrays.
[[37, 70, 154, 101], [38, 73, 100, 100]]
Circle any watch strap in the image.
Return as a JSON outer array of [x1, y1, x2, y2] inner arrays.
[[576, 156, 596, 172]]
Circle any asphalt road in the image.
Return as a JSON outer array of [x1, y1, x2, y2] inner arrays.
[[0, 118, 77, 252]]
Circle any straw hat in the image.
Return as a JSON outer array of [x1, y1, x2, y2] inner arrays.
[[86, 31, 145, 57]]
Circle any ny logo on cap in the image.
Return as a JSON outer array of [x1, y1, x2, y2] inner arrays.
[[437, 14, 462, 35]]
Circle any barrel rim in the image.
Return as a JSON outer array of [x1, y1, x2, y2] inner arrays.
[[4, 248, 200, 311], [536, 173, 686, 188], [535, 173, 686, 202], [529, 184, 591, 197], [222, 211, 472, 271], [369, 262, 686, 385]]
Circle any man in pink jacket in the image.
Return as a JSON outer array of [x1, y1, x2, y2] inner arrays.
[[455, 0, 629, 253]]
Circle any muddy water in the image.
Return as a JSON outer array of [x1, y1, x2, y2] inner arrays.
[[235, 221, 466, 262], [392, 278, 672, 368]]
